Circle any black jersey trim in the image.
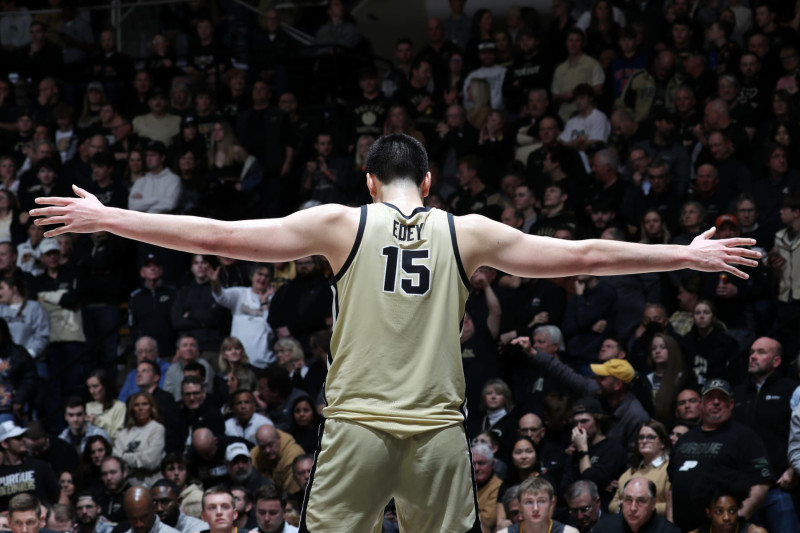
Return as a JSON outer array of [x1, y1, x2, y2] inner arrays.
[[383, 202, 431, 218], [331, 204, 367, 284], [448, 212, 471, 289]]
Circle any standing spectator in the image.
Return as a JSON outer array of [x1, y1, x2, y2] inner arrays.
[[268, 256, 331, 352], [170, 255, 227, 355], [0, 274, 50, 371], [443, 0, 471, 51], [668, 379, 773, 531], [113, 392, 165, 486], [129, 253, 175, 357], [210, 264, 274, 369], [128, 141, 181, 214], [732, 337, 799, 531], [769, 193, 800, 357], [561, 274, 616, 371], [132, 90, 181, 146], [551, 28, 604, 122]]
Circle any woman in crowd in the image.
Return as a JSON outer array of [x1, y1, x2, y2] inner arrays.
[[207, 121, 262, 220], [679, 300, 738, 386], [608, 421, 671, 514], [76, 83, 106, 131], [494, 30, 514, 67], [76, 435, 112, 491], [58, 470, 76, 505], [466, 78, 491, 130], [479, 379, 515, 451], [383, 105, 425, 145], [648, 333, 689, 423], [85, 368, 126, 440], [113, 391, 166, 485], [0, 190, 25, 244], [173, 149, 208, 215], [498, 477, 578, 533], [0, 317, 37, 423], [585, 0, 619, 58], [287, 395, 323, 455], [496, 436, 543, 526], [124, 148, 146, 184], [465, 8, 494, 65], [0, 155, 19, 195], [443, 52, 466, 106], [215, 336, 254, 400], [639, 209, 672, 245]]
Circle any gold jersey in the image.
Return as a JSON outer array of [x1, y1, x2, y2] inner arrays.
[[322, 203, 471, 438]]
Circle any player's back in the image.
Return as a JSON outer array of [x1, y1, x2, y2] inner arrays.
[[323, 202, 470, 438]]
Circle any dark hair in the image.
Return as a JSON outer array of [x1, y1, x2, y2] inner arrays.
[[291, 454, 314, 473], [693, 467, 752, 509], [201, 486, 234, 510], [260, 366, 293, 398], [161, 452, 188, 472], [65, 395, 84, 410], [184, 361, 207, 379], [1, 274, 27, 299], [649, 334, 686, 422], [783, 192, 800, 211], [86, 368, 117, 410], [629, 420, 670, 469], [138, 359, 161, 378], [573, 83, 595, 101], [566, 27, 586, 42], [181, 375, 205, 392], [152, 477, 179, 494], [254, 483, 287, 507], [364, 134, 428, 186]]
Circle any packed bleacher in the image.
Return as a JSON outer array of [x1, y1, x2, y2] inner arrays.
[[0, 0, 800, 531]]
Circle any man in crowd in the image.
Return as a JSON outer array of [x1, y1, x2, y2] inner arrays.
[[253, 484, 299, 533], [151, 479, 208, 533], [593, 477, 679, 532], [128, 141, 181, 214], [472, 443, 502, 532], [669, 379, 773, 530], [58, 396, 110, 453], [124, 486, 181, 533], [164, 335, 214, 400], [200, 489, 239, 533], [564, 481, 602, 532], [0, 422, 60, 509], [224, 441, 272, 494], [250, 424, 304, 496], [76, 491, 114, 533], [97, 457, 130, 524]]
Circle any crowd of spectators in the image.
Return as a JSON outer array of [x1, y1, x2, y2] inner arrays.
[[1, 0, 800, 531]]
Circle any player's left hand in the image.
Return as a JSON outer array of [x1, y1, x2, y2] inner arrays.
[[687, 227, 760, 280]]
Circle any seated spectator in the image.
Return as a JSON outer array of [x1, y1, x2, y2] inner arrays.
[[160, 453, 203, 519], [113, 392, 165, 486], [286, 396, 322, 456], [75, 490, 114, 533], [166, 376, 224, 453], [495, 437, 543, 526], [647, 333, 690, 423], [497, 477, 578, 533], [214, 337, 254, 401], [563, 480, 602, 533], [594, 477, 679, 532], [163, 335, 214, 401], [118, 337, 169, 403], [128, 141, 181, 214], [287, 454, 313, 516], [223, 441, 271, 495], [58, 396, 110, 454], [122, 485, 179, 533], [608, 421, 671, 514], [250, 424, 305, 496], [473, 443, 502, 533], [74, 435, 111, 493], [256, 366, 309, 429], [85, 369, 126, 441], [224, 389, 273, 445], [22, 421, 80, 484], [0, 422, 60, 509], [678, 299, 738, 385], [151, 478, 208, 533], [252, 484, 299, 533], [0, 317, 37, 424], [559, 84, 610, 151]]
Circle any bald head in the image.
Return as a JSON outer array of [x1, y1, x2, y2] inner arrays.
[[192, 428, 218, 460], [125, 487, 155, 533], [256, 424, 281, 462], [518, 413, 545, 443]]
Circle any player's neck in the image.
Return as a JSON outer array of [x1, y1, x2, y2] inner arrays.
[[373, 182, 424, 212]]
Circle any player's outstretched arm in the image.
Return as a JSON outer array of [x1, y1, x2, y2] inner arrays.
[[455, 214, 760, 279], [30, 185, 359, 266]]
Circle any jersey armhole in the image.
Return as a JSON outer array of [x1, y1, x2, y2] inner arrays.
[[448, 212, 471, 289], [330, 204, 367, 284]]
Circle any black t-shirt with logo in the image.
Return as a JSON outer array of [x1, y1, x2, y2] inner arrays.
[[0, 457, 60, 510], [668, 419, 774, 531]]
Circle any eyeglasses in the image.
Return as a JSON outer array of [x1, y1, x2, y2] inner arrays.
[[568, 504, 593, 515], [638, 434, 659, 441]]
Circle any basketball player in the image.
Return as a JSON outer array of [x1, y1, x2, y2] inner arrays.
[[31, 134, 759, 532]]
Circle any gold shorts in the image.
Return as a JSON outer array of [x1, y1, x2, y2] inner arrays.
[[299, 418, 482, 532]]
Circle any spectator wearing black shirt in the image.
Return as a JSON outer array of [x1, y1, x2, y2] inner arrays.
[[502, 28, 552, 114], [97, 456, 130, 524], [668, 379, 773, 531], [129, 254, 175, 360], [186, 17, 230, 85], [416, 17, 461, 96], [166, 376, 224, 453], [732, 337, 799, 532], [235, 81, 293, 182], [0, 421, 60, 509], [88, 151, 127, 209], [392, 58, 440, 146], [560, 397, 627, 513], [248, 9, 291, 84], [171, 255, 226, 355], [88, 30, 135, 104], [16, 21, 63, 84]]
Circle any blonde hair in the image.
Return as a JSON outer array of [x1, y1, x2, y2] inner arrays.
[[218, 337, 251, 373], [468, 78, 491, 109], [207, 121, 240, 167], [275, 337, 304, 363]]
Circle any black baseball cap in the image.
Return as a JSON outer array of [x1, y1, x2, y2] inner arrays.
[[144, 140, 166, 155]]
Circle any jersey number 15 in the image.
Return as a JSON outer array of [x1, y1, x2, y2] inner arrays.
[[381, 246, 431, 295]]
